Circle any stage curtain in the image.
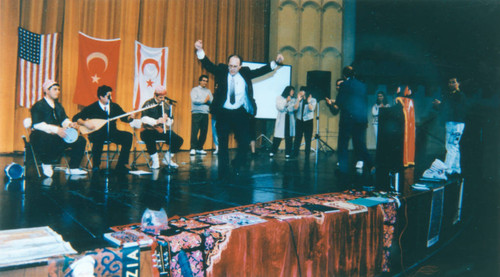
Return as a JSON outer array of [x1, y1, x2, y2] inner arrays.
[[0, 0, 269, 153]]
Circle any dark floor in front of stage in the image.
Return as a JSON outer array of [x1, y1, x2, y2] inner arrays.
[[0, 150, 498, 276]]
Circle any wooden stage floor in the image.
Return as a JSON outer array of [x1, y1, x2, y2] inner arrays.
[[0, 149, 498, 275]]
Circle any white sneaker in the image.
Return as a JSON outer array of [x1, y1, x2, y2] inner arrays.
[[168, 160, 179, 168], [65, 168, 88, 175], [41, 164, 53, 178], [190, 149, 196, 155], [269, 152, 274, 157], [151, 153, 160, 169], [196, 150, 207, 155], [356, 161, 364, 169], [162, 154, 178, 168]]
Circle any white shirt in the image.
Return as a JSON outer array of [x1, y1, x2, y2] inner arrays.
[[98, 101, 110, 115], [223, 73, 247, 110]]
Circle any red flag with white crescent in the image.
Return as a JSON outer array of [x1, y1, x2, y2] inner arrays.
[[74, 32, 121, 106], [133, 41, 168, 109]]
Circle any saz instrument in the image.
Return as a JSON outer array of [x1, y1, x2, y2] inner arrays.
[[79, 104, 158, 135]]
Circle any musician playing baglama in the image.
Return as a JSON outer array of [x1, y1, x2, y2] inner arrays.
[[30, 79, 87, 178], [73, 85, 133, 173], [140, 86, 184, 169]]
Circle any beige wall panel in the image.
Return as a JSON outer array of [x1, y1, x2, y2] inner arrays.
[[297, 49, 319, 86], [277, 4, 299, 49], [300, 4, 321, 50], [320, 50, 342, 93], [280, 47, 299, 88], [322, 4, 343, 50]]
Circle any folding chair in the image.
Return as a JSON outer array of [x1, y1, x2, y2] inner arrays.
[[129, 120, 171, 169], [130, 119, 151, 169], [22, 118, 41, 177], [22, 118, 69, 177], [84, 138, 120, 170]]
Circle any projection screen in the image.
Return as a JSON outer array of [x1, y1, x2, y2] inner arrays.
[[242, 62, 292, 119]]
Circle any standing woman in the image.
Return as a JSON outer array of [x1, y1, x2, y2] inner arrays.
[[371, 91, 390, 141], [293, 86, 317, 158], [270, 86, 296, 158]]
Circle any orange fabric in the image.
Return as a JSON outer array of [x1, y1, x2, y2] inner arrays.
[[396, 87, 415, 166], [1, 0, 269, 152], [208, 208, 384, 277], [73, 32, 121, 106]]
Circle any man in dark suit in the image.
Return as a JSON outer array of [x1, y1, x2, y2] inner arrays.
[[326, 66, 372, 180], [73, 85, 133, 173], [194, 40, 284, 179]]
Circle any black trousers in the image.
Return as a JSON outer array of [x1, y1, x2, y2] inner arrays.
[[30, 130, 86, 169], [216, 108, 250, 177], [190, 113, 209, 150], [337, 118, 372, 174], [293, 119, 313, 156], [141, 129, 184, 155], [89, 130, 132, 168]]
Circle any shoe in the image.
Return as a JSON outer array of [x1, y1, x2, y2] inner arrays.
[[151, 153, 160, 169], [356, 161, 364, 169], [196, 150, 207, 155], [65, 168, 88, 175], [213, 146, 218, 155], [162, 154, 179, 168], [285, 154, 290, 159], [269, 152, 274, 157], [115, 165, 130, 174], [168, 160, 179, 168], [190, 149, 196, 155], [41, 164, 53, 178], [422, 159, 447, 180]]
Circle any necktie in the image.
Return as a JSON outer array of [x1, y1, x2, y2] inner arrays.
[[229, 77, 235, 104], [302, 99, 306, 120]]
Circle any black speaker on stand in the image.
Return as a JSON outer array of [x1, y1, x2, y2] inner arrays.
[[307, 71, 331, 100], [375, 104, 405, 190]]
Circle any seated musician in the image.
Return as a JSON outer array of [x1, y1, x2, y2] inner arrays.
[[140, 86, 184, 169], [30, 79, 87, 177], [73, 85, 133, 173]]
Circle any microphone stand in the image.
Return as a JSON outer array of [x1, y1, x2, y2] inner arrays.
[[165, 100, 175, 174], [105, 103, 111, 176], [314, 101, 335, 163]]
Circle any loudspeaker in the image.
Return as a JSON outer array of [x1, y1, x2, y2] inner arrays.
[[307, 71, 331, 100], [375, 104, 404, 190]]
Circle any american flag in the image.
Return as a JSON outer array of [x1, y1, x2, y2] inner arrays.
[[18, 27, 59, 108]]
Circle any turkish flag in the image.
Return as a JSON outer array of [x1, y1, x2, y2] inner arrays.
[[133, 41, 168, 109], [74, 32, 121, 106]]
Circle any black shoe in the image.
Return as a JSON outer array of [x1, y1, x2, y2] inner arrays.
[[115, 165, 130, 174]]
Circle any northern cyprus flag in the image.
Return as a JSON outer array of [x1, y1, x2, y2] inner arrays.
[[133, 41, 168, 109]]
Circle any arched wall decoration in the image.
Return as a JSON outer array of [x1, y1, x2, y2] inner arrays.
[[269, 0, 344, 150]]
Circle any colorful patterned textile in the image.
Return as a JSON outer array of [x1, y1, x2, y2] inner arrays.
[[380, 201, 398, 272], [83, 247, 124, 276], [106, 190, 399, 276]]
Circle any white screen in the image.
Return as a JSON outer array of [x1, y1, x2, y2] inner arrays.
[[242, 62, 292, 119]]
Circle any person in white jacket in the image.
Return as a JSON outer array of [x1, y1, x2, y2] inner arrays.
[[270, 86, 296, 158]]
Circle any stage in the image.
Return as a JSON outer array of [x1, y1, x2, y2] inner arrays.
[[0, 149, 498, 276]]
